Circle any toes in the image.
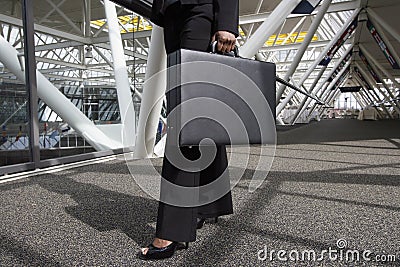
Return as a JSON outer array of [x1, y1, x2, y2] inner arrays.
[[141, 248, 149, 255]]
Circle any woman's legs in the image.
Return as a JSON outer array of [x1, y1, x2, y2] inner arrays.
[[146, 3, 233, 249]]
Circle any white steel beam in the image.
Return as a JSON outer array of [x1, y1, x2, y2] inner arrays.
[[359, 44, 400, 89], [240, 0, 303, 58], [276, 8, 360, 115], [276, 0, 332, 103], [0, 14, 88, 43], [0, 34, 121, 150], [239, 0, 361, 25], [355, 62, 396, 118], [353, 73, 390, 117], [352, 92, 366, 108], [45, 0, 82, 34], [367, 7, 400, 45], [38, 0, 67, 24], [135, 25, 166, 159], [367, 13, 400, 74], [358, 45, 400, 110], [104, 0, 136, 148], [291, 44, 354, 123]]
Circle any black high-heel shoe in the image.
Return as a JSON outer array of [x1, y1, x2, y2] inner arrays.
[[197, 217, 219, 229], [138, 241, 189, 260]]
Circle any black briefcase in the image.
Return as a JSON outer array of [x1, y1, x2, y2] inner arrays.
[[166, 49, 276, 146]]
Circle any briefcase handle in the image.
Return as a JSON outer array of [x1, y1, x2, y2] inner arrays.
[[210, 41, 240, 58]]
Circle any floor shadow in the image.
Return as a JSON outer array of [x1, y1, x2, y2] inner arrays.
[[385, 138, 400, 149], [278, 119, 400, 145], [35, 175, 159, 246], [230, 165, 400, 187], [278, 146, 400, 157], [277, 190, 400, 213], [0, 234, 62, 267]]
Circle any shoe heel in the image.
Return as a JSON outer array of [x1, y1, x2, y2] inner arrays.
[[197, 218, 206, 229], [213, 217, 219, 223], [177, 242, 189, 250]]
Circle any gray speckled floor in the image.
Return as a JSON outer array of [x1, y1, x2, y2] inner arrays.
[[1, 119, 400, 266]]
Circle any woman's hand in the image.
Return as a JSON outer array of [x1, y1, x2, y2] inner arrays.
[[212, 31, 236, 53]]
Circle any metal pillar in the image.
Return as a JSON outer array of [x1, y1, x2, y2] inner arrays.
[[367, 8, 400, 45], [0, 35, 121, 151], [276, 8, 361, 115], [359, 44, 400, 89], [358, 45, 400, 112], [313, 63, 351, 115], [22, 0, 40, 165], [239, 0, 303, 58], [83, 0, 91, 38], [367, 12, 400, 70], [355, 62, 395, 119], [306, 82, 331, 119], [359, 89, 372, 106], [135, 25, 166, 159], [362, 88, 385, 118], [319, 89, 340, 117], [352, 92, 366, 108], [354, 62, 392, 118], [331, 91, 341, 106], [359, 90, 383, 119], [247, 0, 265, 38], [290, 44, 354, 123], [104, 0, 136, 148], [287, 67, 327, 123], [276, 0, 332, 102], [358, 89, 383, 119], [356, 91, 369, 107]]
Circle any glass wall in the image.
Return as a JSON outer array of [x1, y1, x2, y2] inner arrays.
[[0, 3, 30, 167], [0, 0, 151, 175], [334, 93, 361, 110]]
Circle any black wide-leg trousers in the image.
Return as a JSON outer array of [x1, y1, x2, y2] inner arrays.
[[155, 3, 233, 242]]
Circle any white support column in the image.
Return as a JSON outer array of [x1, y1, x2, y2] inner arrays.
[[239, 0, 303, 58], [313, 62, 351, 115], [353, 75, 389, 119], [367, 12, 400, 70], [276, 0, 332, 102], [362, 91, 376, 110], [45, 0, 82, 34], [104, 0, 136, 148], [0, 35, 121, 151], [83, 0, 91, 38], [355, 62, 395, 118], [331, 91, 341, 105], [247, 0, 265, 37], [357, 91, 369, 107], [307, 84, 331, 118], [358, 44, 400, 111], [267, 16, 306, 62], [288, 66, 327, 124], [352, 92, 366, 108], [367, 8, 400, 45], [359, 91, 382, 119], [319, 89, 339, 117], [276, 8, 361, 114], [357, 65, 393, 118], [290, 44, 354, 123], [326, 65, 351, 91], [359, 44, 400, 89], [331, 91, 341, 106], [361, 87, 388, 119], [135, 25, 166, 159]]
